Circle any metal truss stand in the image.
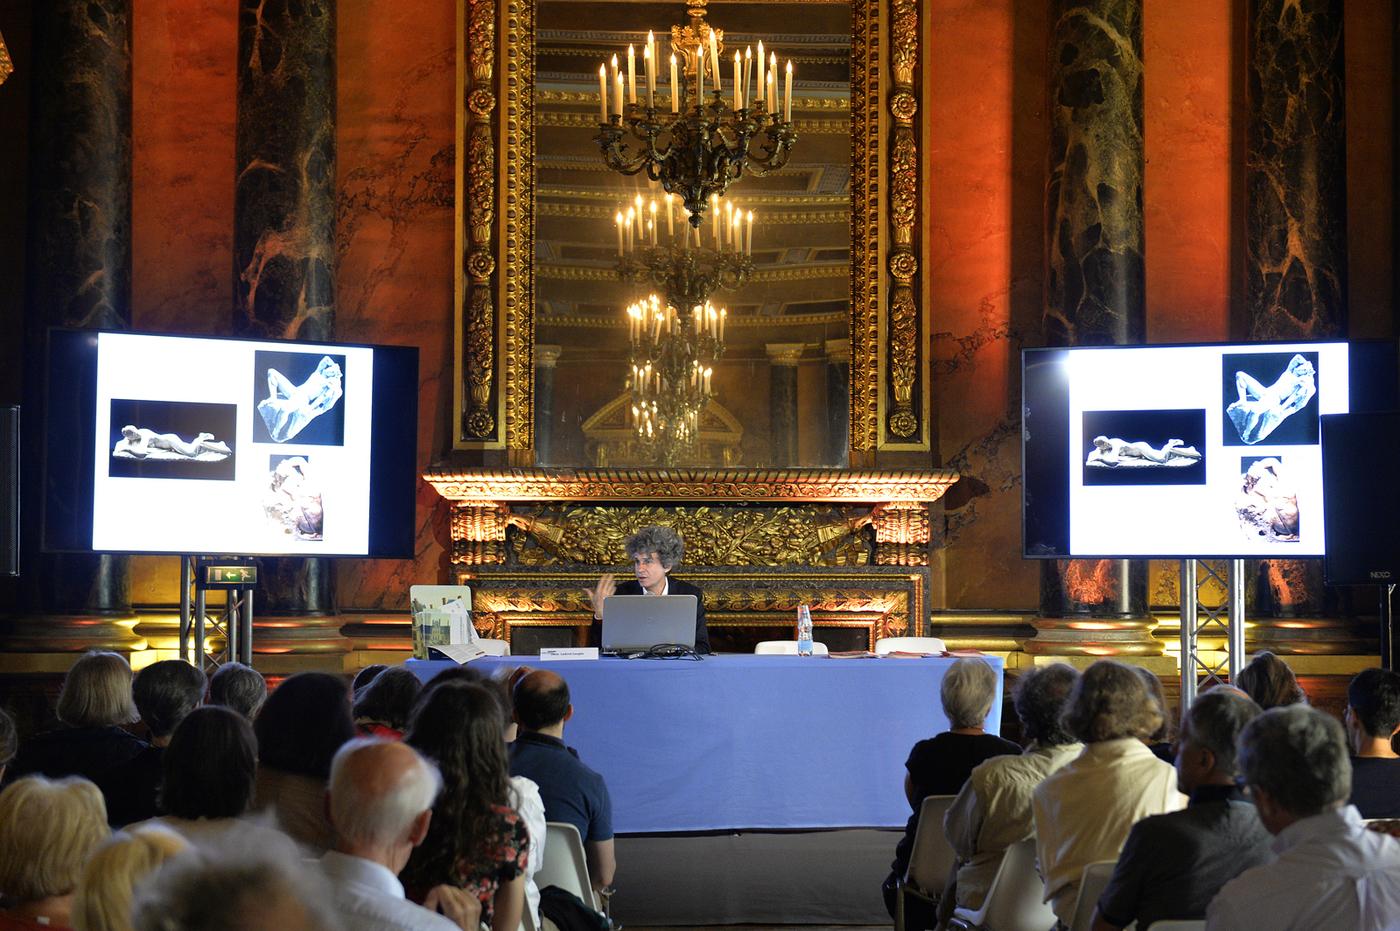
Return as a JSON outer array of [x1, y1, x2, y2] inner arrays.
[[179, 556, 255, 672], [1178, 559, 1247, 708]]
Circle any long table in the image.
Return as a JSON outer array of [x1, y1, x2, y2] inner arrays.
[[408, 653, 1005, 835]]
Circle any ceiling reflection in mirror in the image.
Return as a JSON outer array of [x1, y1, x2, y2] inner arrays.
[[534, 1, 852, 469]]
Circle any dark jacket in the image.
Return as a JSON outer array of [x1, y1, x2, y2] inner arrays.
[[591, 576, 710, 654]]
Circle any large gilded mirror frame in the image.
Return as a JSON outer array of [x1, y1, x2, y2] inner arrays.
[[451, 0, 928, 460]]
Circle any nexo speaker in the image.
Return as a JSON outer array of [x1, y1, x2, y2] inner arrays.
[[1322, 411, 1400, 586], [1, 405, 16, 577]]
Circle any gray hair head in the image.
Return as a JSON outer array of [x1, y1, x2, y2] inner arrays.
[[208, 663, 267, 721], [1062, 660, 1164, 744], [940, 657, 999, 730], [328, 737, 442, 847], [132, 836, 337, 931], [1238, 704, 1351, 818], [625, 525, 684, 569], [1013, 663, 1079, 746], [1181, 687, 1262, 777]]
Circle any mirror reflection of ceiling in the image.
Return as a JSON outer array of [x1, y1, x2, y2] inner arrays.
[[535, 1, 852, 355]]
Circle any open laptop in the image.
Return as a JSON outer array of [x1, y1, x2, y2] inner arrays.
[[601, 594, 698, 653]]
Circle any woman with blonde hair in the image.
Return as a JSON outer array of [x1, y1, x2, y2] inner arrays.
[[9, 651, 147, 788], [73, 824, 188, 931], [0, 775, 111, 929]]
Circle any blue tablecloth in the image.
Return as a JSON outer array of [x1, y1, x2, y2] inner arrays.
[[406, 654, 1005, 833]]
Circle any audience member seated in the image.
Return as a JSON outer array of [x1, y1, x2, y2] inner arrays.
[[510, 670, 614, 897], [1235, 650, 1307, 710], [402, 682, 529, 931], [9, 651, 146, 788], [1032, 659, 1185, 925], [353, 666, 423, 740], [944, 664, 1081, 920], [252, 672, 356, 852], [0, 775, 110, 931], [72, 823, 188, 931], [1344, 667, 1400, 819], [0, 707, 15, 782], [143, 705, 299, 859], [131, 830, 339, 931], [1136, 666, 1175, 763], [320, 737, 482, 931], [99, 659, 205, 826], [352, 663, 389, 697], [208, 662, 267, 720], [882, 656, 1019, 925], [1207, 705, 1400, 930], [1091, 687, 1272, 930], [488, 668, 547, 929]]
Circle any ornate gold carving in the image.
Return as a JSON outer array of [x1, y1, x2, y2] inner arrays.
[[536, 264, 848, 283], [459, 0, 498, 441], [849, 0, 880, 453], [452, 502, 510, 565], [501, 505, 873, 568], [873, 502, 930, 566], [886, 0, 921, 443], [424, 467, 958, 504], [503, 0, 535, 451]]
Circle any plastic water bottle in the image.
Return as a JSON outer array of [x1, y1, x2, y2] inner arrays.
[[796, 605, 814, 656]]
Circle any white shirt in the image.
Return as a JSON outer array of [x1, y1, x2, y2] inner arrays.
[[1206, 805, 1400, 931], [1032, 738, 1186, 924], [510, 774, 547, 931], [642, 579, 669, 595], [319, 850, 458, 931]]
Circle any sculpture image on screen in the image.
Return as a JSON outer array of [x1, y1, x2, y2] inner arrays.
[[1236, 456, 1299, 543], [263, 455, 324, 541], [1086, 436, 1202, 468], [257, 354, 344, 443], [1226, 352, 1317, 444], [112, 425, 231, 461]]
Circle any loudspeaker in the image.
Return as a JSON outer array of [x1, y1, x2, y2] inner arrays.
[[1, 405, 16, 577], [1322, 411, 1400, 586]]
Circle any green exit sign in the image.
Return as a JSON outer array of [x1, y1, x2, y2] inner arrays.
[[206, 566, 257, 585]]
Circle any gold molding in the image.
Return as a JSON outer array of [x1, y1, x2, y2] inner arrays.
[[455, 0, 925, 458], [536, 264, 848, 283]]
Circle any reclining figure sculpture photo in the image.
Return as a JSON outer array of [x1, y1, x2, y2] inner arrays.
[[1227, 354, 1316, 444], [257, 355, 344, 443], [1086, 435, 1203, 468], [112, 425, 232, 461]]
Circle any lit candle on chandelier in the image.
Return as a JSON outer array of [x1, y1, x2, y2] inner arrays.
[[744, 47, 753, 110], [625, 206, 635, 251], [615, 211, 624, 256], [746, 210, 754, 255], [670, 53, 679, 113], [724, 200, 734, 247], [664, 193, 674, 237], [731, 209, 741, 252], [612, 56, 623, 122], [711, 194, 720, 247], [627, 44, 636, 105], [785, 60, 793, 123], [769, 53, 777, 114], [708, 28, 722, 93], [733, 51, 741, 111], [649, 201, 658, 244], [599, 64, 609, 122], [719, 308, 727, 342], [757, 41, 766, 103], [644, 45, 654, 109]]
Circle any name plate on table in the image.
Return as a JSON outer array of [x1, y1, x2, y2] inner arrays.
[[539, 647, 600, 661]]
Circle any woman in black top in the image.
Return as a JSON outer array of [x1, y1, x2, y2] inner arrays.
[[883, 657, 1020, 925]]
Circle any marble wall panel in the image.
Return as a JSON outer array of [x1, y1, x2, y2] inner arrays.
[[1344, 0, 1395, 338]]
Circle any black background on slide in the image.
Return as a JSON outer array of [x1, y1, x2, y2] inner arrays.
[[1022, 351, 1070, 556], [1081, 408, 1207, 486], [250, 350, 347, 446], [42, 329, 420, 557], [108, 399, 238, 480], [1220, 350, 1320, 446]]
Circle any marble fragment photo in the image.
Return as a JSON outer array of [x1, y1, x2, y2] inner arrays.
[[252, 350, 347, 446], [263, 455, 324, 541], [1082, 409, 1207, 486], [1236, 456, 1300, 543], [1221, 351, 1320, 446], [108, 399, 237, 481]]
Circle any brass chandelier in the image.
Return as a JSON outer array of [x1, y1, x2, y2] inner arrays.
[[613, 189, 755, 313], [594, 0, 797, 228], [625, 294, 726, 457]]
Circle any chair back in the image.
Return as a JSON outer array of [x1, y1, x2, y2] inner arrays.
[[753, 640, 830, 655], [1144, 923, 1206, 931], [905, 794, 958, 896], [477, 638, 510, 656], [875, 636, 947, 655], [950, 837, 1057, 931], [1067, 860, 1117, 931], [538, 821, 597, 910]]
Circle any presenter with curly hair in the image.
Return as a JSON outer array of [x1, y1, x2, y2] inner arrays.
[[585, 525, 710, 654]]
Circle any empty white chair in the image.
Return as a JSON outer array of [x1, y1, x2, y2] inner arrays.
[[1068, 860, 1117, 931], [476, 638, 510, 656], [875, 636, 947, 655], [895, 794, 958, 931], [537, 821, 599, 911], [1145, 922, 1205, 931], [753, 639, 829, 655], [948, 838, 1057, 931]]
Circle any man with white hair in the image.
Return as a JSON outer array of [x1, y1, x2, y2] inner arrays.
[[320, 738, 482, 931], [1206, 705, 1400, 930]]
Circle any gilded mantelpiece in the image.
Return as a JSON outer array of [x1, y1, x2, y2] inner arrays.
[[424, 468, 957, 649]]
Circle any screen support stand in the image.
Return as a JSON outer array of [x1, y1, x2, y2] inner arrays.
[[1179, 558, 1247, 708], [179, 556, 255, 672], [1382, 583, 1396, 671]]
